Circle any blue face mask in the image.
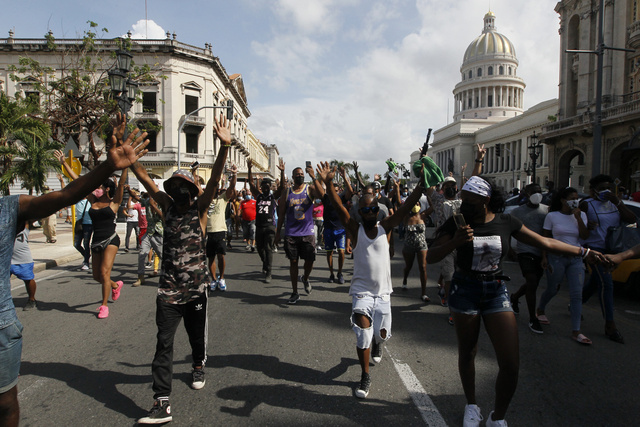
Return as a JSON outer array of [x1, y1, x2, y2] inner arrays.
[[245, 195, 252, 201], [598, 190, 611, 201]]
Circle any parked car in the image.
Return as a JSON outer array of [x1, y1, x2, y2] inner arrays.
[[611, 200, 640, 294]]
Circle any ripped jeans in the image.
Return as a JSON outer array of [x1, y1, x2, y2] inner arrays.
[[351, 294, 392, 349]]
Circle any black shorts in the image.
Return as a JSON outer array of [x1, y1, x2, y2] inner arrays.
[[284, 235, 316, 262], [517, 253, 544, 280], [206, 231, 227, 257]]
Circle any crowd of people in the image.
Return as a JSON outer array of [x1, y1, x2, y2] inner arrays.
[[3, 120, 640, 426]]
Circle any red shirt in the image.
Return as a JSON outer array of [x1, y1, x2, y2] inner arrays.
[[241, 199, 257, 221]]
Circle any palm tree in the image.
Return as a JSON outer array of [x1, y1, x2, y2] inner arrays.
[[0, 93, 51, 194], [1, 127, 60, 195]]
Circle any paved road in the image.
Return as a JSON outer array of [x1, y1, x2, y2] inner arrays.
[[10, 236, 640, 426]]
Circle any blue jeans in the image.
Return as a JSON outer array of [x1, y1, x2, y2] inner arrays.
[[449, 272, 512, 316], [539, 254, 585, 331], [74, 224, 93, 264], [582, 247, 615, 322]]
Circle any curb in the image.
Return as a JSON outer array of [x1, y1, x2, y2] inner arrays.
[[33, 253, 84, 274]]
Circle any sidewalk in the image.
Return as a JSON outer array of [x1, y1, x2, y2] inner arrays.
[[26, 217, 127, 273]]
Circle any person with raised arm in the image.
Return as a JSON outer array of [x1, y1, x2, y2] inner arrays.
[[316, 160, 425, 399], [131, 113, 231, 425], [0, 113, 148, 427]]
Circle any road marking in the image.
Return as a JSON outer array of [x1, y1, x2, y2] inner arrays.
[[625, 310, 640, 315], [387, 347, 448, 426], [11, 269, 69, 291], [18, 378, 48, 400]]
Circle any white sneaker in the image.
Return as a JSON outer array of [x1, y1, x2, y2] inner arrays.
[[81, 263, 89, 271], [218, 278, 227, 291], [486, 411, 508, 427], [463, 404, 483, 427], [210, 279, 218, 291]]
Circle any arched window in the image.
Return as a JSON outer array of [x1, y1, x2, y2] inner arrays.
[[488, 66, 493, 75], [508, 67, 512, 75], [468, 70, 473, 79], [499, 66, 504, 75], [477, 68, 483, 77]]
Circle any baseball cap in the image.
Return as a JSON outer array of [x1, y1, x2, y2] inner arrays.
[[443, 176, 456, 183], [164, 169, 199, 194]]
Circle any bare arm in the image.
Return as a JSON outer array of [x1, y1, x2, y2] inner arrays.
[[273, 159, 286, 199], [353, 161, 366, 190], [198, 113, 232, 214], [130, 161, 172, 213], [110, 168, 128, 213], [341, 165, 354, 200], [471, 144, 485, 177], [225, 164, 238, 200], [317, 161, 359, 240], [380, 181, 424, 232], [54, 150, 80, 181]]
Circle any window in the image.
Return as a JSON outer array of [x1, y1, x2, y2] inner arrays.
[[499, 66, 504, 75], [25, 91, 40, 105], [488, 95, 493, 107], [477, 68, 483, 77], [488, 66, 493, 75], [186, 133, 198, 153], [185, 95, 198, 115], [468, 70, 473, 79], [143, 92, 157, 113], [508, 67, 512, 75]]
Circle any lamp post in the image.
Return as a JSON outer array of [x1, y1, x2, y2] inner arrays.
[[108, 49, 137, 138], [528, 131, 543, 184]]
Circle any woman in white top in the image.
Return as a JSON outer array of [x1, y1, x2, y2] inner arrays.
[[537, 187, 591, 344]]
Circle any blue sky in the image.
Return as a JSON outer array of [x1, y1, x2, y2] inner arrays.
[[1, 0, 560, 178]]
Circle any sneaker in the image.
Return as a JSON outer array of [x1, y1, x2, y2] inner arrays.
[[251, 245, 256, 252], [138, 398, 172, 424], [529, 319, 544, 334], [463, 404, 483, 427], [124, 248, 129, 253], [265, 273, 272, 284], [421, 295, 430, 303], [301, 276, 312, 294], [328, 274, 335, 283], [210, 279, 218, 291], [111, 281, 123, 301], [218, 278, 227, 291], [23, 300, 37, 311], [145, 262, 153, 270], [511, 296, 519, 315], [371, 340, 383, 363], [273, 247, 278, 253], [337, 273, 345, 284], [132, 276, 145, 287], [287, 292, 300, 304], [448, 316, 454, 326], [191, 368, 206, 390], [97, 305, 109, 319], [402, 279, 408, 291], [81, 262, 90, 271], [355, 372, 371, 399], [486, 411, 508, 427], [245, 244, 251, 251], [438, 286, 448, 307]]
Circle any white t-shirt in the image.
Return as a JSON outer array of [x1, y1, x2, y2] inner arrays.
[[543, 211, 587, 247]]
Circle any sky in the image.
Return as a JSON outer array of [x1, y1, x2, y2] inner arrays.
[[1, 0, 561, 179]]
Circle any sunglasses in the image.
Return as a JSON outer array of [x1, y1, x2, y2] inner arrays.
[[360, 206, 380, 214]]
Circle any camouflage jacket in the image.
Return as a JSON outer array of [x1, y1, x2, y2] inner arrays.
[[158, 201, 209, 304]]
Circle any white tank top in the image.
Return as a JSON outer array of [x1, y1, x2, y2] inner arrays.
[[349, 223, 393, 296]]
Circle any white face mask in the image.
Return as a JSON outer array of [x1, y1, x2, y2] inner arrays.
[[529, 193, 543, 205], [567, 199, 579, 209]]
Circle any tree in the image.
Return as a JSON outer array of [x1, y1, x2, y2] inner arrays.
[[0, 92, 52, 194], [0, 126, 60, 195], [9, 22, 161, 167]]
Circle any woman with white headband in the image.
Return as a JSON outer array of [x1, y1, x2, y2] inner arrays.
[[427, 175, 606, 427]]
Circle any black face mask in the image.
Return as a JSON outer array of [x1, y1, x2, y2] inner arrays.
[[362, 217, 377, 229], [459, 201, 484, 224], [170, 187, 192, 206], [293, 176, 305, 186], [444, 187, 457, 198]]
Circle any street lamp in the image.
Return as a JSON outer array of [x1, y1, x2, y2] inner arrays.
[[108, 49, 136, 121], [528, 131, 543, 184]]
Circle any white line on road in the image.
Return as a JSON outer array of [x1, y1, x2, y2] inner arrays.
[[18, 378, 48, 400], [11, 269, 70, 291], [387, 347, 448, 427]]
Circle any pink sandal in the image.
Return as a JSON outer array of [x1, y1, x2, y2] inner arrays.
[[536, 314, 550, 325], [572, 333, 592, 345]]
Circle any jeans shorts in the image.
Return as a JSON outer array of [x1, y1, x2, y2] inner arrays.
[[351, 294, 392, 348], [0, 319, 23, 393], [324, 228, 346, 251], [449, 272, 513, 316], [10, 262, 35, 281]]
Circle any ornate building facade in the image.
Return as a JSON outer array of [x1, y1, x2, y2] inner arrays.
[[541, 0, 640, 191], [0, 31, 278, 192]]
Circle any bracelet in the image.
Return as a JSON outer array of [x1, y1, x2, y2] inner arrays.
[[475, 159, 483, 163], [582, 248, 590, 259], [223, 144, 231, 148]]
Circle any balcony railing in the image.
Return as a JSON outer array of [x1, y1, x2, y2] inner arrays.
[[179, 114, 206, 127], [543, 98, 640, 134]]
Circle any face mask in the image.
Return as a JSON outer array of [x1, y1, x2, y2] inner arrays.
[[92, 188, 104, 199], [362, 217, 377, 229], [566, 199, 579, 209], [294, 176, 305, 186], [171, 187, 192, 205], [529, 193, 543, 205], [314, 199, 321, 204], [459, 201, 484, 224], [597, 190, 611, 201], [411, 204, 421, 214], [402, 192, 408, 197], [444, 187, 457, 198], [245, 195, 252, 201]]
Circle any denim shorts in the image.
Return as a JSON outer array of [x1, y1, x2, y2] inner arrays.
[[449, 272, 513, 316], [10, 262, 35, 281], [0, 319, 23, 393], [324, 228, 346, 251]]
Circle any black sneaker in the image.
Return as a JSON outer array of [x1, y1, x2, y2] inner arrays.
[[371, 340, 383, 363], [23, 300, 37, 311], [355, 372, 371, 399], [300, 276, 312, 294], [138, 399, 172, 424], [337, 273, 345, 284], [511, 296, 519, 314], [288, 292, 300, 304], [265, 273, 272, 284], [529, 319, 544, 334], [328, 274, 335, 283], [191, 368, 205, 390]]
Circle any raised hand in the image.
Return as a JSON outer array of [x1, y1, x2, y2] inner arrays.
[[108, 128, 149, 171], [476, 143, 486, 161], [53, 149, 65, 164], [229, 163, 238, 174], [277, 158, 285, 172], [316, 161, 336, 185], [247, 158, 252, 172], [213, 113, 232, 146], [352, 161, 359, 170]]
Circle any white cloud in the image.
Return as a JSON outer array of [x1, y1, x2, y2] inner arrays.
[[127, 20, 166, 40]]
